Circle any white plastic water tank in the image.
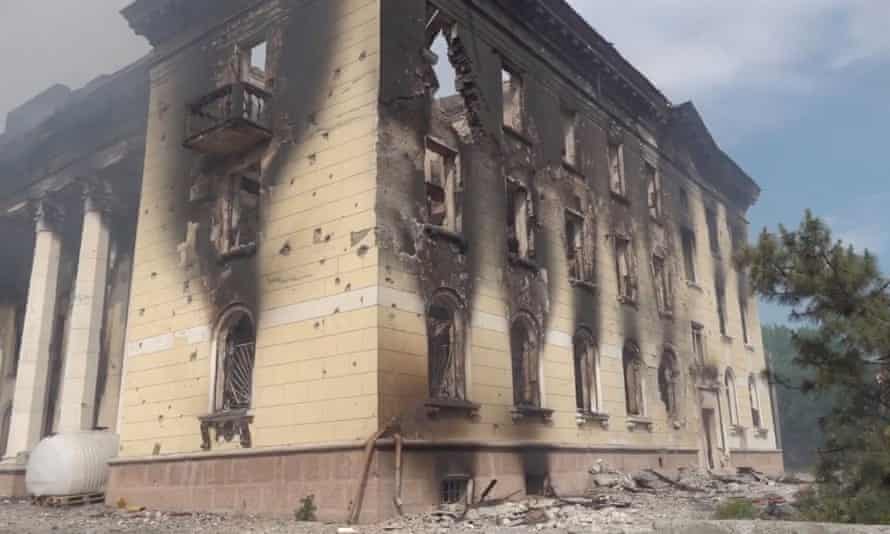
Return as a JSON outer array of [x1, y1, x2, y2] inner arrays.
[[26, 431, 120, 496]]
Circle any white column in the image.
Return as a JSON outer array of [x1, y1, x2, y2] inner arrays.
[[58, 194, 110, 433], [5, 202, 62, 459]]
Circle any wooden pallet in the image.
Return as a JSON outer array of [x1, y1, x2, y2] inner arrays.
[[34, 492, 105, 507]]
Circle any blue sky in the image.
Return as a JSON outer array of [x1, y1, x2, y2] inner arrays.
[[2, 1, 888, 325]]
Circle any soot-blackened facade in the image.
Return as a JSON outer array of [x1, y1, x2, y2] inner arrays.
[[0, 0, 781, 522]]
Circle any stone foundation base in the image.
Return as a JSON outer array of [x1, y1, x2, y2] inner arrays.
[[106, 442, 782, 523], [730, 449, 785, 476], [0, 467, 26, 497]]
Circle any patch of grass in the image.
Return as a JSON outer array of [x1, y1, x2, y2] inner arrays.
[[714, 498, 759, 520], [294, 494, 317, 522]]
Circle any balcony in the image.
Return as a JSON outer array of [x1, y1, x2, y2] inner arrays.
[[183, 82, 272, 155]]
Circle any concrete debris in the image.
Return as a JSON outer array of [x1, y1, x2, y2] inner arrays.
[[0, 465, 812, 533]]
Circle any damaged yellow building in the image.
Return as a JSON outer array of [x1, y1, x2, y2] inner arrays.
[[0, 0, 781, 522]]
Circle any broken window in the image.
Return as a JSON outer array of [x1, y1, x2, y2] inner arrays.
[[607, 142, 626, 196], [573, 329, 600, 414], [623, 341, 644, 416], [238, 40, 268, 87], [214, 307, 256, 413], [213, 166, 260, 260], [427, 290, 466, 402], [724, 368, 739, 426], [562, 108, 577, 166], [502, 64, 523, 132], [424, 137, 461, 233], [652, 253, 672, 314], [565, 203, 593, 283], [739, 294, 750, 345], [426, 21, 458, 99], [658, 350, 680, 418], [510, 314, 541, 408], [691, 322, 706, 364], [645, 162, 662, 219], [614, 235, 636, 303], [748, 374, 762, 428], [506, 180, 534, 260], [715, 281, 728, 337], [705, 208, 720, 256], [681, 228, 697, 283]]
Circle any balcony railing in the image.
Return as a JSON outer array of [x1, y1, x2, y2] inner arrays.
[[183, 82, 272, 155]]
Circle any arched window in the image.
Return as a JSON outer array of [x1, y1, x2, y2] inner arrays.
[[724, 368, 739, 426], [510, 313, 541, 408], [748, 373, 762, 428], [622, 341, 644, 416], [213, 306, 256, 413], [658, 349, 680, 418], [427, 290, 466, 401], [573, 329, 600, 414]]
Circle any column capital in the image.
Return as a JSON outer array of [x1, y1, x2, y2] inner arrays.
[[81, 179, 114, 215], [32, 198, 64, 233]]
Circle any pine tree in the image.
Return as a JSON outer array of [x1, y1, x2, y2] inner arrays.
[[742, 210, 890, 524]]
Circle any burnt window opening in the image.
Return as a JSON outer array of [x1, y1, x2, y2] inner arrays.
[[645, 162, 662, 219], [622, 341, 645, 416], [573, 329, 600, 414], [705, 208, 720, 256], [238, 39, 268, 87], [607, 142, 626, 197], [691, 322, 706, 364], [562, 108, 577, 166], [678, 187, 689, 210], [658, 350, 680, 418], [614, 235, 636, 303], [681, 228, 697, 283], [748, 374, 762, 428], [564, 207, 593, 283], [652, 254, 673, 314], [215, 165, 260, 260], [506, 180, 534, 260], [427, 290, 466, 402], [724, 368, 740, 426], [510, 314, 541, 409], [739, 295, 750, 345], [214, 308, 256, 413], [425, 8, 459, 99], [424, 137, 461, 234], [440, 475, 470, 505], [502, 64, 524, 132], [715, 281, 728, 337]]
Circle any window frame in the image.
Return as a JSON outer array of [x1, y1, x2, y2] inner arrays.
[[607, 141, 626, 198], [209, 305, 256, 414], [424, 136, 462, 235], [573, 328, 602, 415]]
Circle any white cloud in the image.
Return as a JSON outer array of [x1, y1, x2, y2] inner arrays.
[[566, 0, 890, 141]]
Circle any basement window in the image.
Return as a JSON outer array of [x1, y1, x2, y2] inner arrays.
[[424, 137, 461, 234], [614, 235, 636, 303], [645, 162, 662, 219], [562, 108, 577, 167], [525, 474, 547, 496], [506, 180, 534, 261], [608, 141, 626, 197], [652, 253, 673, 314], [440, 475, 470, 505], [502, 64, 524, 133]]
